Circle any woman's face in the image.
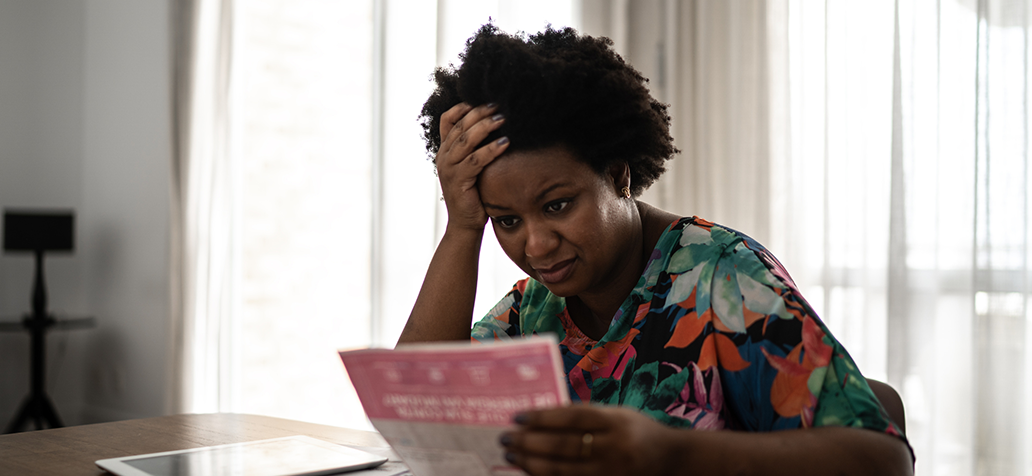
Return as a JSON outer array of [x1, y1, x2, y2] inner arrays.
[[478, 146, 640, 299]]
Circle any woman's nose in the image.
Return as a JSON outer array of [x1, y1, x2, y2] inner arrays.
[[524, 221, 559, 258]]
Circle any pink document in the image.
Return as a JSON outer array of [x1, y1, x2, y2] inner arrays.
[[340, 336, 569, 476]]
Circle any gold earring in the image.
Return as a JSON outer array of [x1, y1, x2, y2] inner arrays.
[[621, 186, 631, 198]]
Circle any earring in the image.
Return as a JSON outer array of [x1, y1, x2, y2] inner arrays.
[[621, 186, 631, 198]]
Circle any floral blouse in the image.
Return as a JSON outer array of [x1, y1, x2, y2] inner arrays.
[[472, 217, 906, 438]]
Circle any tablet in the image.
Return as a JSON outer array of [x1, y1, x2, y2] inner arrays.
[[95, 435, 389, 476]]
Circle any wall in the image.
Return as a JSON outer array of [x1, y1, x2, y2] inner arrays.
[[0, 0, 171, 428]]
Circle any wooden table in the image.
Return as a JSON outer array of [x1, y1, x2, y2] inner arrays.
[[0, 413, 391, 475]]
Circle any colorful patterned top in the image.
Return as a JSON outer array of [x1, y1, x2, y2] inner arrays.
[[472, 217, 906, 439]]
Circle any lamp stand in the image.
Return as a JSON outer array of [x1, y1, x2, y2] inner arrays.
[[5, 250, 63, 433]]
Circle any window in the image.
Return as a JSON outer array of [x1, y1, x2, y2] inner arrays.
[[229, 0, 580, 430]]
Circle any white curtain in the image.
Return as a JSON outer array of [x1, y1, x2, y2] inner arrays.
[[891, 1, 1031, 473], [594, 0, 1032, 474], [583, 0, 773, 240], [168, 0, 237, 415], [167, 0, 578, 427]]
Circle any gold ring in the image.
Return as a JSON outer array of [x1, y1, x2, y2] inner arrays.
[[580, 433, 594, 459]]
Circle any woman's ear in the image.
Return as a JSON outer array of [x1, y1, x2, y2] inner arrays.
[[608, 162, 632, 196]]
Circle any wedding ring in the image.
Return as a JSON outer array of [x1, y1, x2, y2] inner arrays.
[[580, 432, 594, 459]]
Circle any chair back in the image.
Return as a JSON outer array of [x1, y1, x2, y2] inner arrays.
[[866, 378, 906, 435]]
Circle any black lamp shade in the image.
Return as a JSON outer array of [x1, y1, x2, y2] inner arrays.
[[3, 210, 75, 252]]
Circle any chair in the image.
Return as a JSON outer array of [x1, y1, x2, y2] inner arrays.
[[866, 378, 906, 435]]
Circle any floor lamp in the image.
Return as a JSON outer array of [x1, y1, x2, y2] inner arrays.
[[3, 210, 74, 432]]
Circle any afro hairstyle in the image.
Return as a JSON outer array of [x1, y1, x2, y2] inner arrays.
[[418, 24, 678, 196]]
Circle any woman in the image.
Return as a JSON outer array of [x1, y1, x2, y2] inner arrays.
[[399, 25, 913, 475]]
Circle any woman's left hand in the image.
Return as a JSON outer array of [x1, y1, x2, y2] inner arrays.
[[500, 405, 682, 476]]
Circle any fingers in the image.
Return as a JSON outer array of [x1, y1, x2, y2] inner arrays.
[[439, 102, 473, 140], [502, 406, 676, 476], [501, 406, 614, 466], [438, 102, 507, 168], [503, 428, 610, 461], [502, 431, 598, 476], [433, 102, 509, 231]]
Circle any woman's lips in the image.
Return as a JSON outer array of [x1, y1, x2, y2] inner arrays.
[[535, 258, 576, 284]]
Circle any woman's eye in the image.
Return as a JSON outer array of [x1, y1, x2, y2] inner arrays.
[[494, 216, 520, 228], [545, 200, 570, 213]]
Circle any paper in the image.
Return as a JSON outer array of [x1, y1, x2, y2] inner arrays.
[[340, 336, 569, 476]]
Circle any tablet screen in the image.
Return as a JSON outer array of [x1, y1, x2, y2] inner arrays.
[[97, 436, 388, 476]]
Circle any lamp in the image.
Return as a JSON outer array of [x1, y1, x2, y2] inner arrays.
[[4, 211, 75, 317], [3, 209, 75, 432]]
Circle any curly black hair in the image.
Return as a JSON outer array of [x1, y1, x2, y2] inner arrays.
[[419, 24, 678, 196]]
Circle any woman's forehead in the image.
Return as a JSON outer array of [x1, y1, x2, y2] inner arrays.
[[479, 147, 604, 207]]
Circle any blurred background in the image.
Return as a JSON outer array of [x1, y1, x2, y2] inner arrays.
[[0, 1, 1029, 475]]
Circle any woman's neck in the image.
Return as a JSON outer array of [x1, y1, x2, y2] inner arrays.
[[636, 201, 681, 253], [569, 201, 680, 341]]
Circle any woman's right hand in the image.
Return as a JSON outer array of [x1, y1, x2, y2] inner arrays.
[[436, 102, 509, 232], [397, 103, 508, 344]]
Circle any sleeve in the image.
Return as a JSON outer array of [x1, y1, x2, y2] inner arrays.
[[711, 235, 906, 442], [470, 279, 528, 343]]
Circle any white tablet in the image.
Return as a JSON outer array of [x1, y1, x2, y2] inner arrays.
[[95, 435, 389, 476]]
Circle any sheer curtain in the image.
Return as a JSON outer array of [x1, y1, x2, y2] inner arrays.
[[170, 0, 581, 430], [169, 0, 236, 415], [582, 0, 773, 240], [601, 0, 1031, 474], [775, 1, 1032, 473], [894, 1, 1031, 473]]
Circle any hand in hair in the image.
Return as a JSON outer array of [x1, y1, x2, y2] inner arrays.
[[396, 102, 510, 344], [436, 102, 510, 232], [419, 24, 677, 197]]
